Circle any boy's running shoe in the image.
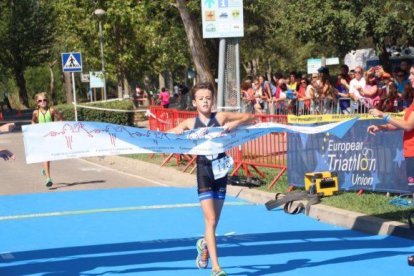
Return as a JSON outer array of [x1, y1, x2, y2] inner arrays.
[[45, 178, 53, 187], [211, 269, 227, 276], [196, 238, 209, 269]]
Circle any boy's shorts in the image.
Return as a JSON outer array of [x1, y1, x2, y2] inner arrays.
[[196, 154, 227, 201]]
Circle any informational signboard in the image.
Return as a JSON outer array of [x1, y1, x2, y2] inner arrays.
[[326, 57, 340, 65], [81, 74, 90, 83], [90, 71, 105, 88], [307, 58, 322, 74], [201, 0, 244, 39]]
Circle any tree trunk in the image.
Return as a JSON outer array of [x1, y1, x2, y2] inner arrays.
[[115, 61, 124, 99], [168, 70, 174, 92], [63, 72, 73, 104], [123, 77, 131, 98], [14, 68, 29, 108], [266, 61, 272, 82], [252, 58, 259, 78], [116, 64, 124, 99], [117, 75, 123, 99], [48, 60, 57, 105], [243, 61, 253, 79], [175, 0, 215, 87], [159, 72, 165, 91]]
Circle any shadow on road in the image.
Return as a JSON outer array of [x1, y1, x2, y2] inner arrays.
[[49, 180, 106, 190]]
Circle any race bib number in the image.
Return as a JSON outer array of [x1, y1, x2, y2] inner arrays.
[[212, 155, 234, 180]]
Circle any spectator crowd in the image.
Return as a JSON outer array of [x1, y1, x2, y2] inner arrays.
[[241, 62, 414, 115]]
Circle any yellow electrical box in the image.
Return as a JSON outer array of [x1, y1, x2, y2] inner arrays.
[[304, 171, 338, 196]]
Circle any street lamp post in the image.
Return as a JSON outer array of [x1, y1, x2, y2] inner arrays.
[[94, 8, 107, 101]]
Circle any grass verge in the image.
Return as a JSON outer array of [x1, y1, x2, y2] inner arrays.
[[126, 154, 413, 224]]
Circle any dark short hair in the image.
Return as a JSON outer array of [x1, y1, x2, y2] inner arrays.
[[318, 66, 329, 75], [190, 82, 215, 100]]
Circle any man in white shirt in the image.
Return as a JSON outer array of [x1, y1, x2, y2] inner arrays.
[[347, 66, 366, 101]]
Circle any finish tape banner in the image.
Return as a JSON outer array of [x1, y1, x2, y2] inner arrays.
[[22, 119, 357, 164], [288, 119, 408, 193]]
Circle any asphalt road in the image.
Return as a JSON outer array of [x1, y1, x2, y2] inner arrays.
[[1, 129, 164, 195], [0, 109, 173, 195]]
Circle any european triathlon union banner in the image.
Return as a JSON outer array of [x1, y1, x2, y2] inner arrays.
[[288, 119, 408, 193]]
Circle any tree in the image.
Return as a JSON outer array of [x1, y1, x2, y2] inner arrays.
[[277, 0, 414, 71], [174, 0, 215, 86], [0, 0, 57, 107]]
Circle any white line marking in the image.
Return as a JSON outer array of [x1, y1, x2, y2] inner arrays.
[[79, 158, 169, 187], [0, 202, 253, 221]]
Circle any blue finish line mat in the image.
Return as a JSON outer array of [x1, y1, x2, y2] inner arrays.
[[0, 187, 413, 275]]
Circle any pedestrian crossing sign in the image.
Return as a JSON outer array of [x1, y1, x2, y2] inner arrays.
[[61, 52, 82, 72]]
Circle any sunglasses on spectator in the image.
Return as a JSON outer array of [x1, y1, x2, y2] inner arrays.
[[312, 76, 318, 79], [37, 99, 48, 103], [301, 81, 307, 84], [355, 71, 362, 74]]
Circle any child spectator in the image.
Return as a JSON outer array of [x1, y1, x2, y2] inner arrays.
[[31, 92, 62, 187]]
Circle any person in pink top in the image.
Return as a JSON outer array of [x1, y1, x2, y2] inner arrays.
[[358, 68, 380, 109], [159, 87, 170, 108]]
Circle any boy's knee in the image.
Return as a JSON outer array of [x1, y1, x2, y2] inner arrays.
[[205, 216, 218, 227]]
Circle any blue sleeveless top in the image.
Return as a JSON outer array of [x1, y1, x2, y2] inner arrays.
[[194, 113, 226, 162]]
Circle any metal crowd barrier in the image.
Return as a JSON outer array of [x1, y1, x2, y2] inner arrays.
[[242, 97, 411, 115]]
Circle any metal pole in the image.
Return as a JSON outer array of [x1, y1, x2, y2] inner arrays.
[[235, 38, 241, 110], [99, 20, 107, 101], [72, 72, 78, 121], [217, 38, 226, 112]]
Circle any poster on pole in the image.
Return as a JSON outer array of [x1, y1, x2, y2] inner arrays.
[[89, 71, 105, 88], [307, 58, 322, 74], [201, 0, 244, 38]]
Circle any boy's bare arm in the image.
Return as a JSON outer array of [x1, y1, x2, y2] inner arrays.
[[219, 112, 255, 132], [168, 118, 193, 134]]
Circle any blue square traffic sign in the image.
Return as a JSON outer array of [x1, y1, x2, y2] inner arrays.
[[61, 52, 82, 72]]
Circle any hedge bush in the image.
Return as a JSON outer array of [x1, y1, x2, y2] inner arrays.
[[55, 100, 135, 126]]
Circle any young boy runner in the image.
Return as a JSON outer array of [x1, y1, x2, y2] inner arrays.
[[31, 92, 62, 187], [170, 82, 255, 276]]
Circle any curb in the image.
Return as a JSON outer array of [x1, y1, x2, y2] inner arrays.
[[227, 185, 414, 240], [86, 155, 414, 240]]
